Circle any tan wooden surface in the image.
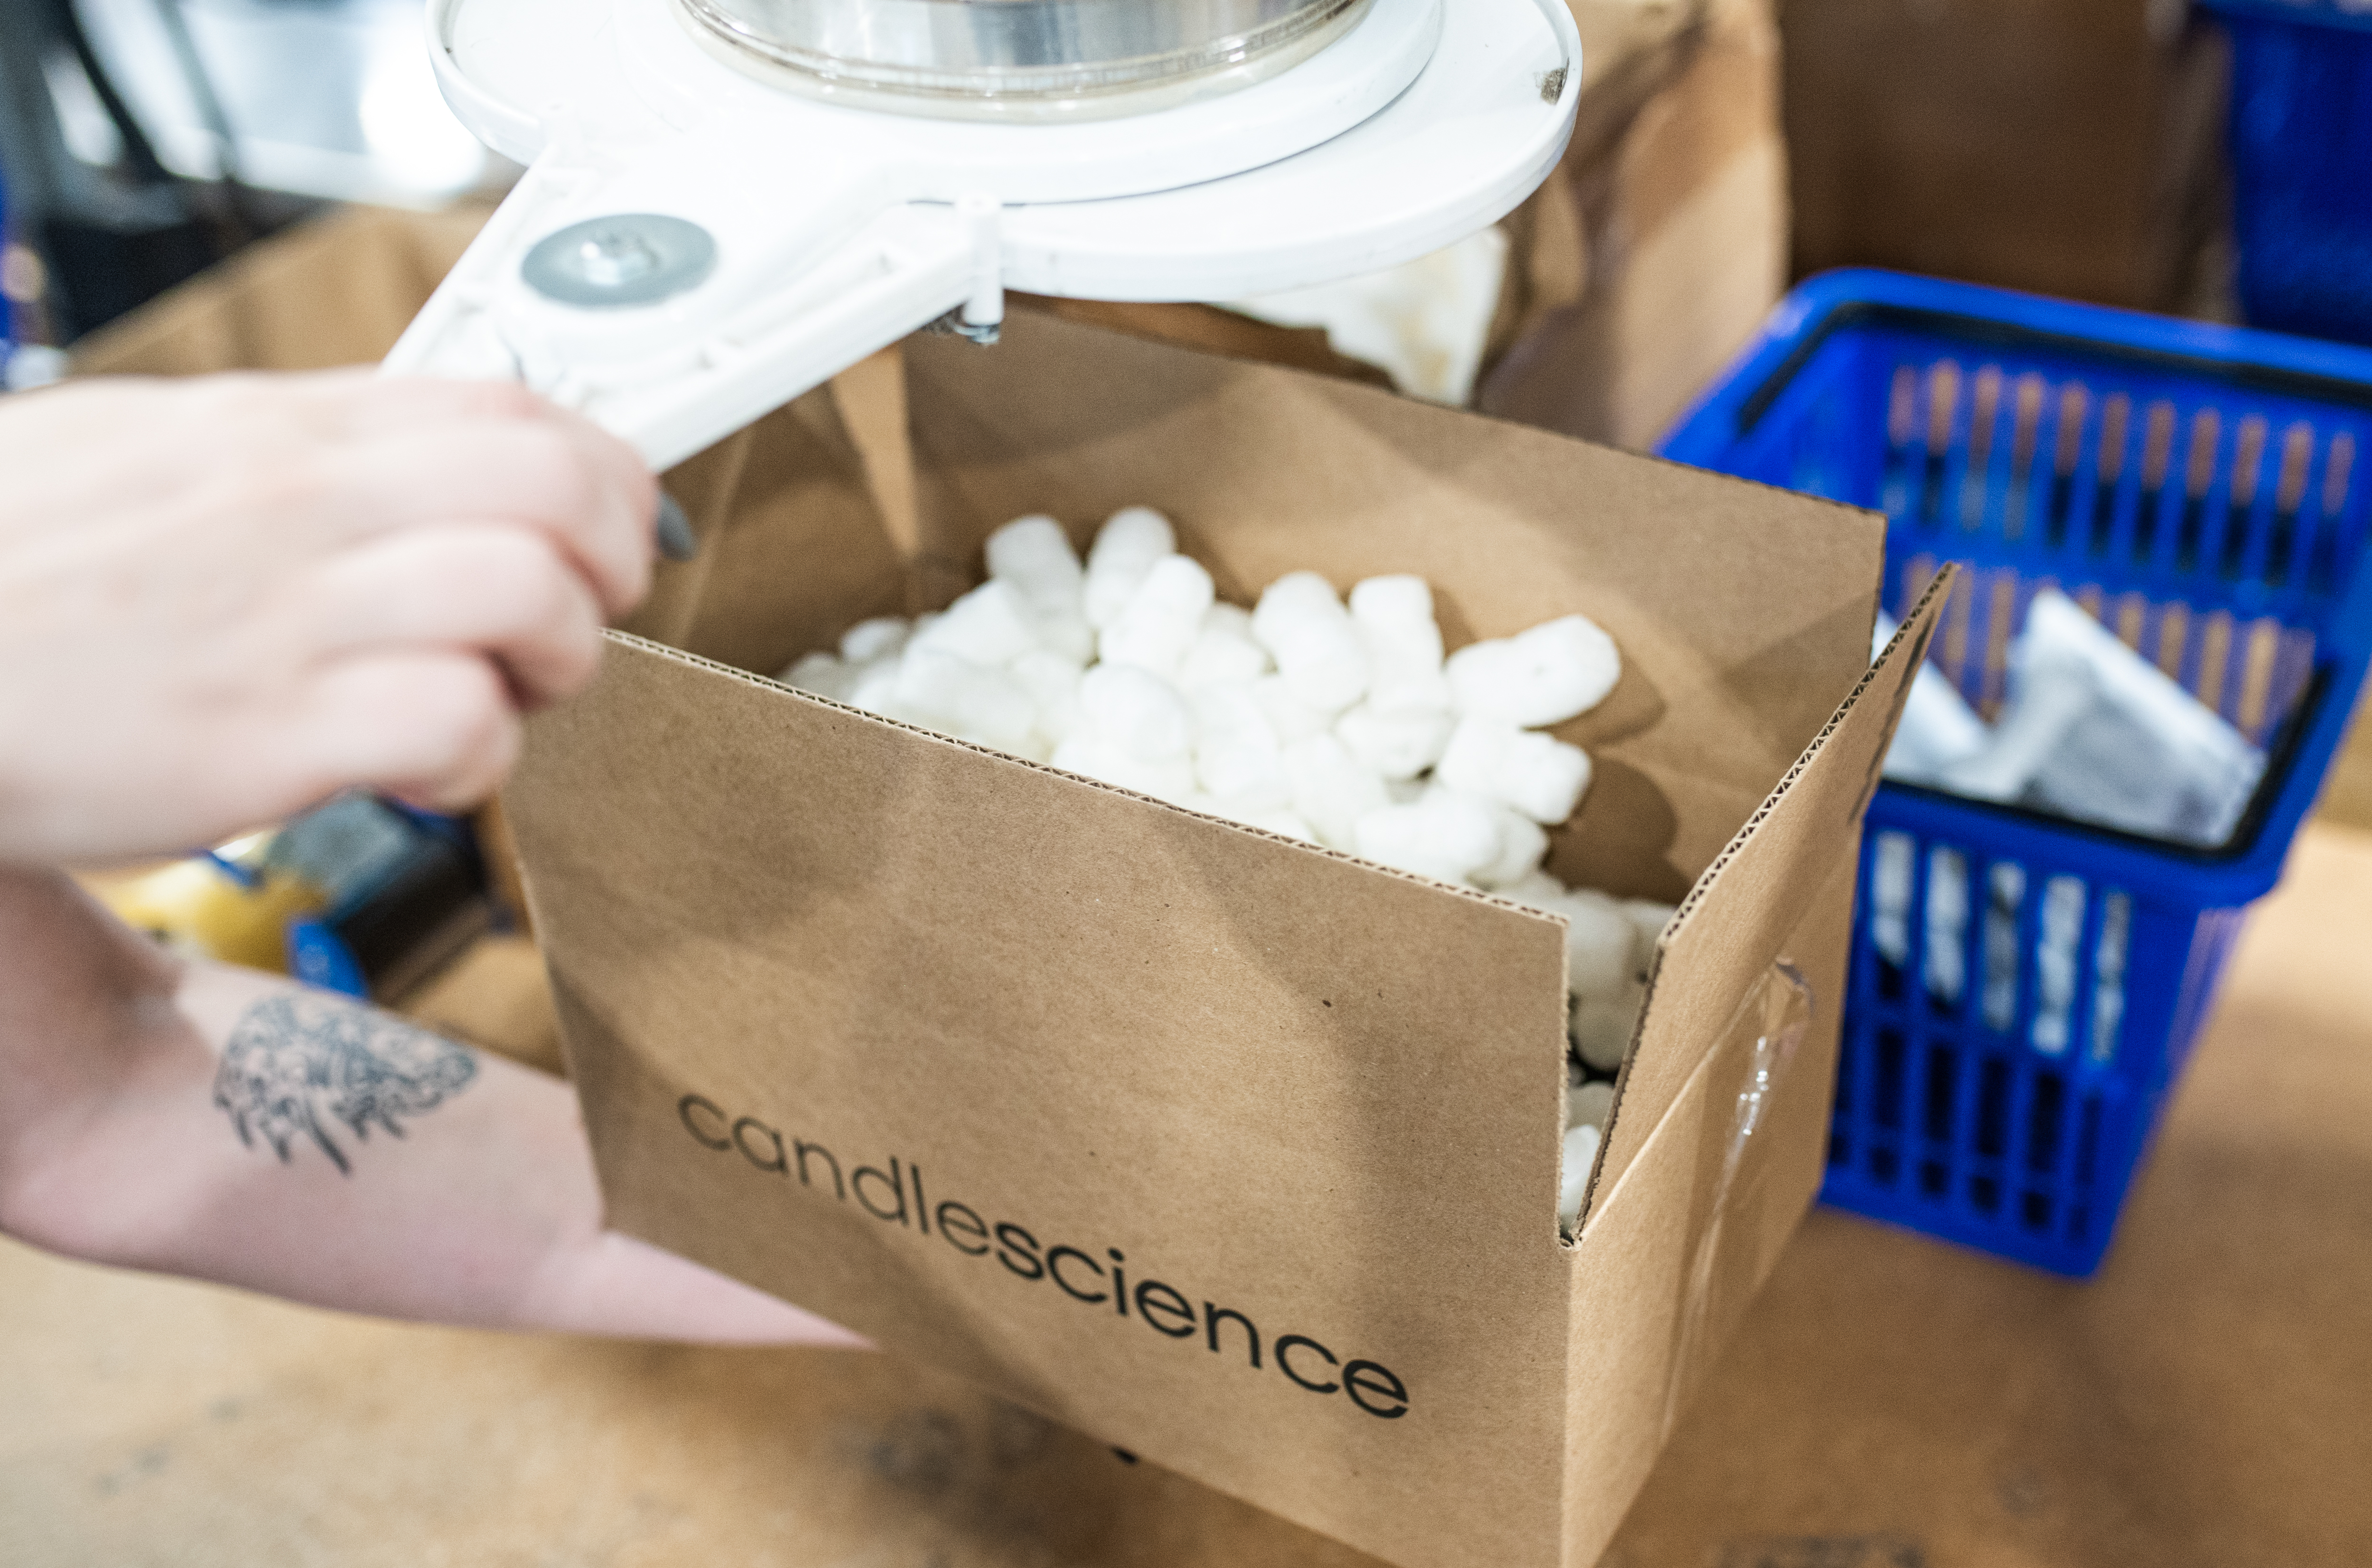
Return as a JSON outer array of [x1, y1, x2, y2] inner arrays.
[[7, 824, 2369, 1568]]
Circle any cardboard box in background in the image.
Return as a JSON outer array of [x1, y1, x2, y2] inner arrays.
[[1780, 0, 2228, 315], [497, 306, 1940, 1568], [1025, 0, 1792, 452], [1476, 0, 1790, 450]]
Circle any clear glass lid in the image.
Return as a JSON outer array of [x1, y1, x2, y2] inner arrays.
[[677, 0, 1376, 116]]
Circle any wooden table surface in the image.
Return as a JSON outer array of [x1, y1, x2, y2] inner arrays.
[[7, 825, 2370, 1568]]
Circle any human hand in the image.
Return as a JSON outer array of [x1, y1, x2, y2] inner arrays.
[[0, 371, 659, 865]]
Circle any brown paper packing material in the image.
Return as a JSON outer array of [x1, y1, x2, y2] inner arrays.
[[495, 309, 1944, 1568]]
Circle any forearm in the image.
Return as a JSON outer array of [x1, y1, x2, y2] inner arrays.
[[0, 871, 862, 1347]]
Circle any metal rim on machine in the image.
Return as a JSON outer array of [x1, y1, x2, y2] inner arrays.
[[675, 0, 1377, 118]]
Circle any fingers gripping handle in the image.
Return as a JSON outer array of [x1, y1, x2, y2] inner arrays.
[[383, 144, 1005, 474]]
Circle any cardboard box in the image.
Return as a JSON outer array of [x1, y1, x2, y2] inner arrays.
[[1780, 0, 2226, 314], [63, 199, 1940, 1566], [1022, 0, 1791, 451], [499, 313, 1942, 1568], [1477, 0, 1791, 450]]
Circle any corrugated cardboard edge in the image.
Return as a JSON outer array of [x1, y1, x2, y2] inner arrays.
[[1589, 566, 1955, 1208], [1552, 568, 1954, 1566]]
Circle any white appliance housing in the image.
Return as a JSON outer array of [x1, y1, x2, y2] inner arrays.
[[388, 0, 1581, 469]]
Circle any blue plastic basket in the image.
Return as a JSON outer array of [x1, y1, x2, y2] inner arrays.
[[1660, 270, 2372, 1273], [2203, 0, 2372, 345]]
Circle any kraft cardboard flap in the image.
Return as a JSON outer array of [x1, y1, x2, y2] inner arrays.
[[1593, 569, 1955, 1202], [616, 386, 906, 672]]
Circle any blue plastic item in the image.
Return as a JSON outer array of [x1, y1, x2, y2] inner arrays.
[[1660, 270, 2372, 1274], [2203, 0, 2372, 345], [286, 917, 371, 998], [1, 169, 15, 382]]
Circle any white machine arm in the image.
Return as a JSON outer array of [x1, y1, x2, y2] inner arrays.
[[385, 133, 999, 471], [388, 0, 1576, 475]]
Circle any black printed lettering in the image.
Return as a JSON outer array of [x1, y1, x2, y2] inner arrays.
[[679, 1095, 731, 1150], [1343, 1360, 1409, 1419], [732, 1117, 787, 1175], [1047, 1245, 1107, 1303], [668, 1097, 1419, 1425], [854, 1158, 908, 1225], [1134, 1281, 1195, 1338], [935, 1201, 990, 1256], [794, 1139, 844, 1200], [1276, 1334, 1339, 1394], [1205, 1303, 1261, 1368], [996, 1223, 1045, 1281]]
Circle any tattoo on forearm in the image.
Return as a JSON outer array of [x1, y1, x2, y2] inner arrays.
[[212, 993, 478, 1176]]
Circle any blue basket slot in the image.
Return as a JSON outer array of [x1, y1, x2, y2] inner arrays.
[[1662, 270, 2372, 1274]]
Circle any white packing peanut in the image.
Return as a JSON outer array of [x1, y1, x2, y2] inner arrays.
[[1471, 801, 1550, 891], [845, 659, 906, 718], [1571, 981, 1644, 1073], [1077, 663, 1195, 762], [1618, 899, 1676, 980], [1335, 701, 1455, 781], [1349, 574, 1453, 713], [1177, 603, 1274, 690], [907, 579, 1042, 668], [1497, 868, 1569, 909], [1558, 1122, 1603, 1229], [1050, 737, 1197, 803], [986, 515, 1083, 609], [1012, 649, 1087, 749], [1557, 891, 1637, 999], [1251, 571, 1371, 715], [1083, 506, 1176, 629], [894, 648, 1040, 755], [1190, 682, 1293, 810], [1282, 733, 1390, 852], [839, 617, 911, 664], [1099, 554, 1216, 680], [1254, 672, 1333, 745], [1436, 716, 1593, 825], [1352, 792, 1501, 885], [1446, 613, 1621, 728], [781, 651, 852, 700], [983, 516, 1097, 665]]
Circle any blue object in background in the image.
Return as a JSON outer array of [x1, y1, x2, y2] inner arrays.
[[2203, 0, 2372, 346], [1662, 270, 2372, 1274], [287, 916, 371, 998], [272, 795, 489, 1002], [1, 167, 15, 384]]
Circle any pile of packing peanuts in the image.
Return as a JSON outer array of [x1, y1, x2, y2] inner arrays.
[[782, 507, 1672, 1233]]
